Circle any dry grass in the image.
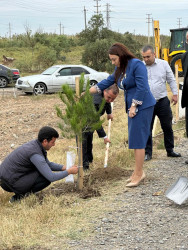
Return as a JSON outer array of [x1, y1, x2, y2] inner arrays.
[[0, 90, 185, 249], [0, 91, 133, 249]]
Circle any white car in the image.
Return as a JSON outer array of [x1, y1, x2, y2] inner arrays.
[[15, 65, 109, 95]]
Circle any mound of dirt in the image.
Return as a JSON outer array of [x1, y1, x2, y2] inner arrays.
[[41, 166, 131, 200]]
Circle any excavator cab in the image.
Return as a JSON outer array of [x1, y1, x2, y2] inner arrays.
[[170, 28, 188, 52], [169, 28, 188, 76]]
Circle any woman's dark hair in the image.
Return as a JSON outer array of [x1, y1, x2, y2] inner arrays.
[[38, 126, 59, 142], [108, 43, 136, 84]]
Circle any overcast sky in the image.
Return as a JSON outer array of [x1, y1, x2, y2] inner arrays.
[[0, 0, 188, 37]]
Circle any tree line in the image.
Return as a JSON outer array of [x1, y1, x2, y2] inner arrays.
[[0, 14, 170, 74]]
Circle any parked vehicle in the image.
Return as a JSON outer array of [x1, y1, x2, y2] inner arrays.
[[154, 20, 188, 76], [0, 64, 20, 88], [15, 65, 109, 95]]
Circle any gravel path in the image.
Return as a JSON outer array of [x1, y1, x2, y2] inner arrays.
[[67, 138, 188, 250]]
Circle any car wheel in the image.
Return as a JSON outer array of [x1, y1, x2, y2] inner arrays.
[[90, 80, 97, 87], [33, 83, 46, 95], [0, 77, 8, 88]]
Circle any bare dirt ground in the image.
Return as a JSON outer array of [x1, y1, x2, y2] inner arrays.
[[0, 89, 62, 160], [1, 88, 188, 250]]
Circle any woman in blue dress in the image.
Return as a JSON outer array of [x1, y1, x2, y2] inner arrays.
[[90, 43, 156, 187]]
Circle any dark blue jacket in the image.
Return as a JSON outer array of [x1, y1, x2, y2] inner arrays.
[[97, 58, 156, 112]]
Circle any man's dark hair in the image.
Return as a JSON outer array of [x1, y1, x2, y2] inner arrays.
[[142, 45, 155, 53], [105, 84, 119, 95], [38, 126, 59, 142]]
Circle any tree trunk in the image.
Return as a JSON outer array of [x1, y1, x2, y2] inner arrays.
[[75, 76, 84, 190], [77, 135, 83, 190]]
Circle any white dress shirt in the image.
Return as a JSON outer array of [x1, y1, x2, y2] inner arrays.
[[144, 58, 178, 101]]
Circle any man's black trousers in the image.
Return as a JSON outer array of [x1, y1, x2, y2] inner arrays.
[[145, 96, 174, 156], [82, 131, 94, 167], [1, 175, 50, 195]]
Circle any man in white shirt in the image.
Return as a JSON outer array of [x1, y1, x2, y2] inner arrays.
[[142, 45, 181, 160]]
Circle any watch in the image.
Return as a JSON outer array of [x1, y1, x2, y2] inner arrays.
[[132, 102, 136, 107]]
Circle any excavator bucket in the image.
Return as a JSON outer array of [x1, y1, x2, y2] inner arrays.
[[165, 176, 188, 205]]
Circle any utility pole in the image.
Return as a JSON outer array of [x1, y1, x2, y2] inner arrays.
[[59, 22, 64, 35], [83, 6, 87, 30], [177, 18, 182, 28], [59, 22, 62, 35], [9, 22, 11, 39], [146, 13, 152, 44], [94, 0, 101, 15], [105, 3, 111, 29]]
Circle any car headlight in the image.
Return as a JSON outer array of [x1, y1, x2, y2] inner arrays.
[[23, 80, 31, 86]]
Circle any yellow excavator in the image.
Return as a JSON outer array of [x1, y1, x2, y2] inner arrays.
[[154, 20, 188, 76]]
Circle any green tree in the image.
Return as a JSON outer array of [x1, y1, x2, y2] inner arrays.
[[23, 24, 35, 54], [56, 74, 105, 189], [81, 32, 142, 72], [34, 44, 57, 69], [78, 14, 105, 44], [120, 32, 143, 59], [80, 13, 143, 71], [82, 38, 113, 71]]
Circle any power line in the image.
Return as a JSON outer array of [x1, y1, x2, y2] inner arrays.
[[3, 0, 77, 14]]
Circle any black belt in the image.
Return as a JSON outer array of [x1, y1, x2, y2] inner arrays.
[[156, 96, 167, 102]]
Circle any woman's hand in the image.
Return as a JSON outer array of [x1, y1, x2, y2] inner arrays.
[[128, 106, 137, 118]]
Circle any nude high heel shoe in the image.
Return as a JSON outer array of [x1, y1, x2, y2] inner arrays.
[[126, 178, 132, 183], [125, 172, 146, 187], [126, 172, 135, 183]]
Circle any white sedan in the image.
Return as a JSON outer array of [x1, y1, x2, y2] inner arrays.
[[15, 65, 109, 95]]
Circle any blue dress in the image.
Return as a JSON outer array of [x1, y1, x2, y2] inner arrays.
[[97, 58, 156, 149]]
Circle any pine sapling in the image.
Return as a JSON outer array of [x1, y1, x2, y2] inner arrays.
[[56, 73, 105, 189]]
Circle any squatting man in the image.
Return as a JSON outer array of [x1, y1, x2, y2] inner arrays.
[[0, 126, 78, 203]]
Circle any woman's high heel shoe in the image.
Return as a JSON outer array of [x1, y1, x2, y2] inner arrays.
[[125, 172, 146, 187], [125, 172, 135, 183], [126, 178, 132, 183]]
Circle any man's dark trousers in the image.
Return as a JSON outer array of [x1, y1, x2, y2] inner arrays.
[[1, 175, 50, 195], [145, 96, 174, 156], [82, 131, 94, 168]]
